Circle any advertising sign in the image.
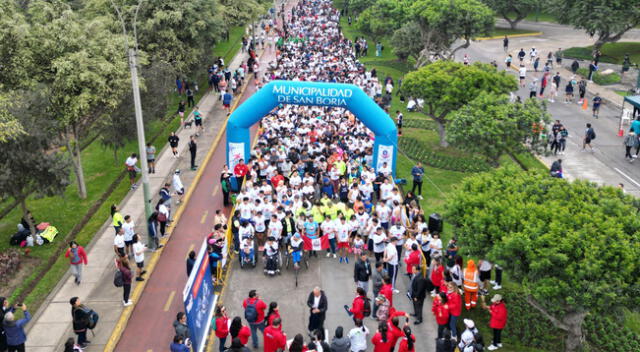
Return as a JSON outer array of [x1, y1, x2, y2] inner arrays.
[[183, 238, 216, 352]]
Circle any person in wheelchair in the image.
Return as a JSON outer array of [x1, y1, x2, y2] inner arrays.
[[239, 235, 255, 266], [289, 233, 304, 268], [263, 236, 280, 274]]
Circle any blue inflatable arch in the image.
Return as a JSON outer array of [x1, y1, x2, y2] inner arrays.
[[226, 80, 398, 177]]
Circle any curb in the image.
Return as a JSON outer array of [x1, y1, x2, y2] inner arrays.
[[475, 31, 543, 41]]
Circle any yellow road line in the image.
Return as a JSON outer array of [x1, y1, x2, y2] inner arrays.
[[103, 61, 248, 352], [475, 31, 543, 41], [212, 185, 219, 197], [201, 210, 209, 224], [185, 244, 195, 259], [163, 291, 176, 312]]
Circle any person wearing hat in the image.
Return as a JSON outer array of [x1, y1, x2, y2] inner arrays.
[[172, 169, 185, 204], [481, 294, 508, 350], [463, 260, 480, 310], [458, 319, 480, 351]]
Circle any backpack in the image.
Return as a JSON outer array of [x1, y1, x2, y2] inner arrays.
[[589, 128, 596, 140], [244, 300, 258, 323], [114, 270, 124, 287], [362, 297, 372, 317], [81, 307, 100, 330]]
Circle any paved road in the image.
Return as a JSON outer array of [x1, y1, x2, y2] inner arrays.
[[223, 254, 437, 351], [457, 28, 640, 196], [114, 46, 274, 351]]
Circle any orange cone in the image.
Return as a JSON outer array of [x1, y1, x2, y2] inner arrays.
[[582, 98, 588, 111], [618, 128, 624, 137]]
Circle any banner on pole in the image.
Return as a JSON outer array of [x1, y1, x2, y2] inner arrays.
[[183, 238, 216, 352], [228, 142, 245, 171], [376, 144, 394, 171]]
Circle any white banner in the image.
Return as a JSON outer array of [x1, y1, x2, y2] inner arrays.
[[228, 142, 245, 171], [376, 144, 394, 171]]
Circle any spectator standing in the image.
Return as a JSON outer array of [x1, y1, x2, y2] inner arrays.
[[122, 215, 135, 258], [2, 303, 30, 352], [409, 265, 431, 325], [263, 318, 286, 352], [117, 257, 133, 306], [482, 295, 508, 351], [583, 123, 596, 152], [1, 297, 13, 352], [220, 165, 233, 207], [410, 162, 424, 199], [113, 228, 126, 258], [186, 250, 196, 276], [331, 326, 351, 352], [146, 143, 156, 174], [624, 131, 638, 161], [69, 297, 90, 347], [125, 153, 139, 190], [193, 107, 204, 136], [170, 335, 190, 352], [348, 319, 369, 352], [111, 205, 124, 235], [383, 237, 399, 292], [242, 290, 267, 349], [345, 287, 368, 322], [592, 93, 602, 118], [463, 260, 479, 310], [502, 36, 508, 52], [354, 252, 371, 293], [147, 212, 163, 251], [398, 326, 416, 352], [223, 90, 233, 112], [173, 312, 190, 340], [214, 305, 229, 352], [571, 59, 579, 74], [132, 234, 147, 281], [65, 241, 88, 285], [372, 262, 387, 316], [306, 287, 328, 333], [371, 322, 393, 352], [188, 136, 198, 170], [446, 281, 462, 340], [173, 169, 185, 204], [229, 317, 251, 347], [432, 292, 450, 339]]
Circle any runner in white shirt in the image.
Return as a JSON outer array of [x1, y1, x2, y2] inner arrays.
[[113, 229, 126, 257], [132, 234, 146, 281], [268, 215, 283, 241], [321, 218, 337, 257], [122, 215, 135, 257], [389, 223, 406, 259], [376, 202, 391, 228], [372, 227, 387, 262], [384, 237, 400, 291], [336, 217, 351, 263], [349, 322, 370, 352], [238, 198, 254, 221]]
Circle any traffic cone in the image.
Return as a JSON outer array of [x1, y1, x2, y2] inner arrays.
[[618, 127, 624, 137], [582, 98, 588, 111]]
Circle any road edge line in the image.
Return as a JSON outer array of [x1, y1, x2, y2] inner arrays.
[[475, 31, 543, 41]]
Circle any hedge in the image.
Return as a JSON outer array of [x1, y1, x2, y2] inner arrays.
[[398, 137, 492, 173]]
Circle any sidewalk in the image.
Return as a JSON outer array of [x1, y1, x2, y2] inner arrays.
[[25, 49, 250, 352]]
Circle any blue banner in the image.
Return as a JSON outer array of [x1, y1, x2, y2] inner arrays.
[[183, 238, 216, 352]]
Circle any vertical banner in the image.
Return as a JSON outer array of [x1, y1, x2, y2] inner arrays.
[[183, 238, 216, 352], [376, 144, 394, 172], [228, 142, 245, 171]]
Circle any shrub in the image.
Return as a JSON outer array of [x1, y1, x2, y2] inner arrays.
[[576, 67, 621, 85], [584, 313, 640, 351], [398, 137, 492, 173], [0, 249, 21, 283]]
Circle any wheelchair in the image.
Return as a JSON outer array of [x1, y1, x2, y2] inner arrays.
[[239, 247, 256, 268], [263, 250, 281, 276]]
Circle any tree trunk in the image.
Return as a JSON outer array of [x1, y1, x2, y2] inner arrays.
[[66, 125, 87, 199], [19, 198, 35, 235], [526, 296, 586, 352], [435, 119, 448, 147]]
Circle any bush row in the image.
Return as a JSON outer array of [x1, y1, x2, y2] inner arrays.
[[402, 118, 438, 130], [584, 313, 640, 351], [398, 137, 492, 173]]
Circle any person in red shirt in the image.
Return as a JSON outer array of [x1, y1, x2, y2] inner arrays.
[[482, 294, 508, 351], [265, 302, 281, 327], [242, 290, 268, 348], [270, 171, 285, 188], [65, 241, 88, 285], [398, 326, 416, 352], [371, 322, 394, 352], [346, 287, 368, 321], [403, 244, 421, 275], [432, 292, 450, 339], [233, 159, 249, 188], [386, 312, 409, 348], [263, 318, 287, 352], [430, 258, 444, 294], [229, 317, 251, 346], [214, 305, 229, 352], [379, 277, 393, 307], [446, 281, 462, 340]]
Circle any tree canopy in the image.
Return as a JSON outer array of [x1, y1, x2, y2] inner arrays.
[[400, 61, 518, 146], [446, 167, 640, 351], [556, 0, 640, 50], [447, 93, 550, 163], [482, 0, 538, 29]]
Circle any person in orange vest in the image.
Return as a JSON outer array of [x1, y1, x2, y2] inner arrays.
[[463, 260, 480, 310]]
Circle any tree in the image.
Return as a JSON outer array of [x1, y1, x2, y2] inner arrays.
[[482, 0, 538, 29], [400, 61, 518, 147], [0, 95, 25, 143], [390, 21, 424, 62], [447, 93, 551, 164], [0, 95, 70, 234], [556, 0, 640, 51], [344, 0, 377, 15], [356, 0, 408, 43], [446, 167, 640, 351], [411, 0, 494, 64], [29, 3, 130, 199]]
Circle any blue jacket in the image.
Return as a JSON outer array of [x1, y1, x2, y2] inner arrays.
[[3, 311, 30, 345], [170, 342, 190, 352]]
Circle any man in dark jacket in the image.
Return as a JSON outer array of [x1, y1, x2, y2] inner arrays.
[[410, 265, 432, 324], [306, 287, 328, 333], [354, 252, 371, 293], [70, 297, 90, 347], [173, 312, 190, 340], [2, 303, 30, 351]]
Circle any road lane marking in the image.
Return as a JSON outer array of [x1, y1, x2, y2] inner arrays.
[[163, 291, 176, 312], [212, 185, 219, 197], [614, 167, 640, 188], [201, 210, 209, 224]]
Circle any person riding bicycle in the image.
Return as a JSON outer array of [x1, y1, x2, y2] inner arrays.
[[263, 236, 280, 274], [240, 235, 255, 264], [289, 233, 304, 268]]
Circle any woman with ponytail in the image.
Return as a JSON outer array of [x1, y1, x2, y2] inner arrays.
[[398, 326, 415, 352], [371, 321, 393, 352]]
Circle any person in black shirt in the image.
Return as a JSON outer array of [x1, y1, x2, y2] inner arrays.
[[188, 135, 197, 170], [168, 132, 180, 157]]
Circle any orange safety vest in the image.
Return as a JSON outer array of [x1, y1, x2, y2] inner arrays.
[[463, 269, 479, 292]]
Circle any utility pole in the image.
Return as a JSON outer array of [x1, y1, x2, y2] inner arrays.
[[111, 0, 154, 248]]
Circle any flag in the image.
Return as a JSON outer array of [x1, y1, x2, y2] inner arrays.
[[302, 235, 329, 251]]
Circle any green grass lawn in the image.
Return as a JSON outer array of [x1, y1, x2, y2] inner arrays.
[[1, 27, 247, 309], [576, 67, 621, 85], [563, 42, 640, 65]]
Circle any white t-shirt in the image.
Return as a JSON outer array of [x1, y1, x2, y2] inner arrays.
[[238, 203, 254, 219], [254, 215, 266, 232], [321, 220, 336, 239], [336, 222, 350, 242], [349, 326, 370, 352], [376, 205, 391, 223], [133, 242, 145, 263], [519, 66, 527, 77], [384, 243, 398, 265], [122, 221, 135, 242], [114, 235, 125, 249], [389, 226, 405, 240], [381, 183, 395, 199], [372, 233, 387, 253], [479, 260, 493, 272], [125, 156, 137, 168], [268, 221, 282, 239]]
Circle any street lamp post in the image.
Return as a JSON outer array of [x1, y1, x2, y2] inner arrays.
[[111, 0, 154, 248]]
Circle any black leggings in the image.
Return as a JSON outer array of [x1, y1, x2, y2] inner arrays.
[[493, 328, 502, 345], [159, 221, 167, 236], [123, 284, 131, 302]]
